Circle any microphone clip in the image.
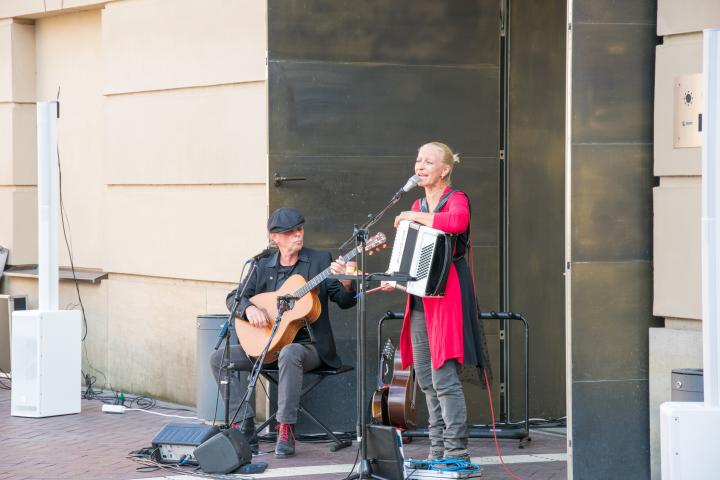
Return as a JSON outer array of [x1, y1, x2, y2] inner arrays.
[[248, 246, 277, 263]]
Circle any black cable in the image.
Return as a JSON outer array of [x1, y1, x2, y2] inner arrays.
[[57, 140, 108, 389], [343, 443, 361, 480], [127, 447, 251, 480]]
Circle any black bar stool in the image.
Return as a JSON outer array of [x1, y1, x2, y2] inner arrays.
[[255, 365, 354, 452]]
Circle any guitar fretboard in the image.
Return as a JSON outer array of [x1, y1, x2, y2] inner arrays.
[[292, 247, 360, 298]]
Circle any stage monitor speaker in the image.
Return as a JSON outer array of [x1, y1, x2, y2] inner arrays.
[[194, 428, 252, 474], [366, 424, 406, 480], [151, 422, 219, 465]]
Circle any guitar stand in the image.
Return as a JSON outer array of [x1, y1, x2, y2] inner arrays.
[[400, 311, 531, 448]]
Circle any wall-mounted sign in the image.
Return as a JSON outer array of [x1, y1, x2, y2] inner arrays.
[[674, 73, 703, 148]]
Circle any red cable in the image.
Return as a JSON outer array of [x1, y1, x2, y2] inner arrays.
[[484, 367, 524, 480], [467, 195, 522, 479]]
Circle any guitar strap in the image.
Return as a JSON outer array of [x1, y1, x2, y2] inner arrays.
[[419, 189, 455, 214]]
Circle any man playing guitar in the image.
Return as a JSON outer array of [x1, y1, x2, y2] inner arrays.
[[209, 207, 356, 458]]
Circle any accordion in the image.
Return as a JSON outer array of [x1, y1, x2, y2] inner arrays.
[[386, 220, 455, 297]]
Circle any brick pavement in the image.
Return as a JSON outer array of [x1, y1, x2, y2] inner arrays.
[[0, 387, 566, 479]]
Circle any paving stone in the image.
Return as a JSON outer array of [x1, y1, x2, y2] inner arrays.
[[0, 388, 566, 479]]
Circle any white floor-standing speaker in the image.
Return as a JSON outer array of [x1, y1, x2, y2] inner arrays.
[[11, 310, 81, 417]]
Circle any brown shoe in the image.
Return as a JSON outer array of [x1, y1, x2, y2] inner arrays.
[[275, 423, 296, 458]]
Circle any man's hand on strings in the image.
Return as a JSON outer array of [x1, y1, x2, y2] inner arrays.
[[245, 305, 271, 329]]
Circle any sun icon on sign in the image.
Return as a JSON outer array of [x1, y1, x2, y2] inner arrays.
[[684, 91, 694, 106]]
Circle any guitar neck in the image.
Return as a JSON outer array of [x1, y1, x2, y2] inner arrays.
[[293, 248, 359, 298]]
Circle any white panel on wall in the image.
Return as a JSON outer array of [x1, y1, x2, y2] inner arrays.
[[0, 21, 12, 102], [653, 181, 702, 319], [35, 10, 105, 270], [107, 277, 204, 405], [0, 104, 36, 186], [0, 187, 37, 265], [658, 0, 720, 36], [655, 34, 703, 176], [0, 21, 35, 102], [104, 185, 267, 282], [105, 83, 267, 185], [102, 0, 267, 95]]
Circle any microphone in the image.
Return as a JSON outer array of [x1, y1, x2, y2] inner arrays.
[[394, 175, 421, 199], [247, 246, 277, 263]]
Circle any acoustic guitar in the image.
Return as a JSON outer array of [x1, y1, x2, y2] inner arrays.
[[371, 338, 418, 431], [235, 232, 387, 363], [387, 348, 418, 431]]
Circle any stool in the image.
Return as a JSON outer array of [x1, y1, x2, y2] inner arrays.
[[255, 365, 353, 452]]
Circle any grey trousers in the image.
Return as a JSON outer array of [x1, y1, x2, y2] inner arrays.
[[410, 310, 469, 456], [209, 342, 322, 424]]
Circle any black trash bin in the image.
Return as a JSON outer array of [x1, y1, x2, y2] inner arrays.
[[196, 314, 240, 422], [671, 368, 704, 402]]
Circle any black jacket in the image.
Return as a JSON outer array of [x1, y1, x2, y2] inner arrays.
[[226, 247, 356, 368]]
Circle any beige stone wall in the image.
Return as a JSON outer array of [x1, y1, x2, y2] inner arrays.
[[650, 2, 720, 478], [0, 0, 268, 407], [0, 20, 37, 265]]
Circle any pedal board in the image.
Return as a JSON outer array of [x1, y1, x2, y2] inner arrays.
[[151, 422, 219, 465], [403, 459, 483, 479]]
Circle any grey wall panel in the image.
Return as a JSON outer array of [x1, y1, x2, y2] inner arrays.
[[572, 23, 656, 144], [574, 1, 656, 24], [269, 62, 500, 156], [571, 261, 660, 382], [268, 0, 500, 65], [507, 0, 567, 419], [270, 155, 499, 248], [571, 144, 654, 262], [570, 1, 657, 476], [572, 379, 650, 479]]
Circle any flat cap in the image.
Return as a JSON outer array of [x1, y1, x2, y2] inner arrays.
[[267, 207, 305, 233]]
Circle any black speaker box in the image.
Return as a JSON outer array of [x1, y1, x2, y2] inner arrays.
[[194, 428, 252, 474], [366, 424, 405, 480]]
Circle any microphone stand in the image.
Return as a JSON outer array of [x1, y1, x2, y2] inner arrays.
[[216, 258, 260, 429], [339, 190, 405, 251], [345, 189, 412, 480]]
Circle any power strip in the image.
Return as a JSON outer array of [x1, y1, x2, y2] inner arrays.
[[102, 404, 126, 414]]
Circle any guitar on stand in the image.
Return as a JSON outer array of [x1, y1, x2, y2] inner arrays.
[[371, 338, 395, 425], [371, 329, 418, 442], [235, 232, 387, 363]]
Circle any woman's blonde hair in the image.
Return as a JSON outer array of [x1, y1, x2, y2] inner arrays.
[[421, 141, 460, 185]]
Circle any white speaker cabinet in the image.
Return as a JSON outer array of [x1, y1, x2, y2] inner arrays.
[[11, 310, 81, 417]]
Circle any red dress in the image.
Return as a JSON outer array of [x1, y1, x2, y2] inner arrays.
[[399, 187, 473, 370]]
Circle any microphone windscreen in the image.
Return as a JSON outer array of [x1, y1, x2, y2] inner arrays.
[[403, 175, 421, 192]]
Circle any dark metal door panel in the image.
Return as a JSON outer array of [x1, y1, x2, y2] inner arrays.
[[507, 0, 567, 421], [268, 1, 501, 433], [270, 155, 500, 249], [269, 62, 499, 157], [269, 0, 500, 65]]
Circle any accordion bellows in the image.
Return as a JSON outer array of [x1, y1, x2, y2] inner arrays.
[[386, 220, 455, 297]]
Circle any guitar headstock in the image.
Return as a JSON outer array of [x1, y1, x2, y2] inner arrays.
[[366, 232, 387, 256]]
